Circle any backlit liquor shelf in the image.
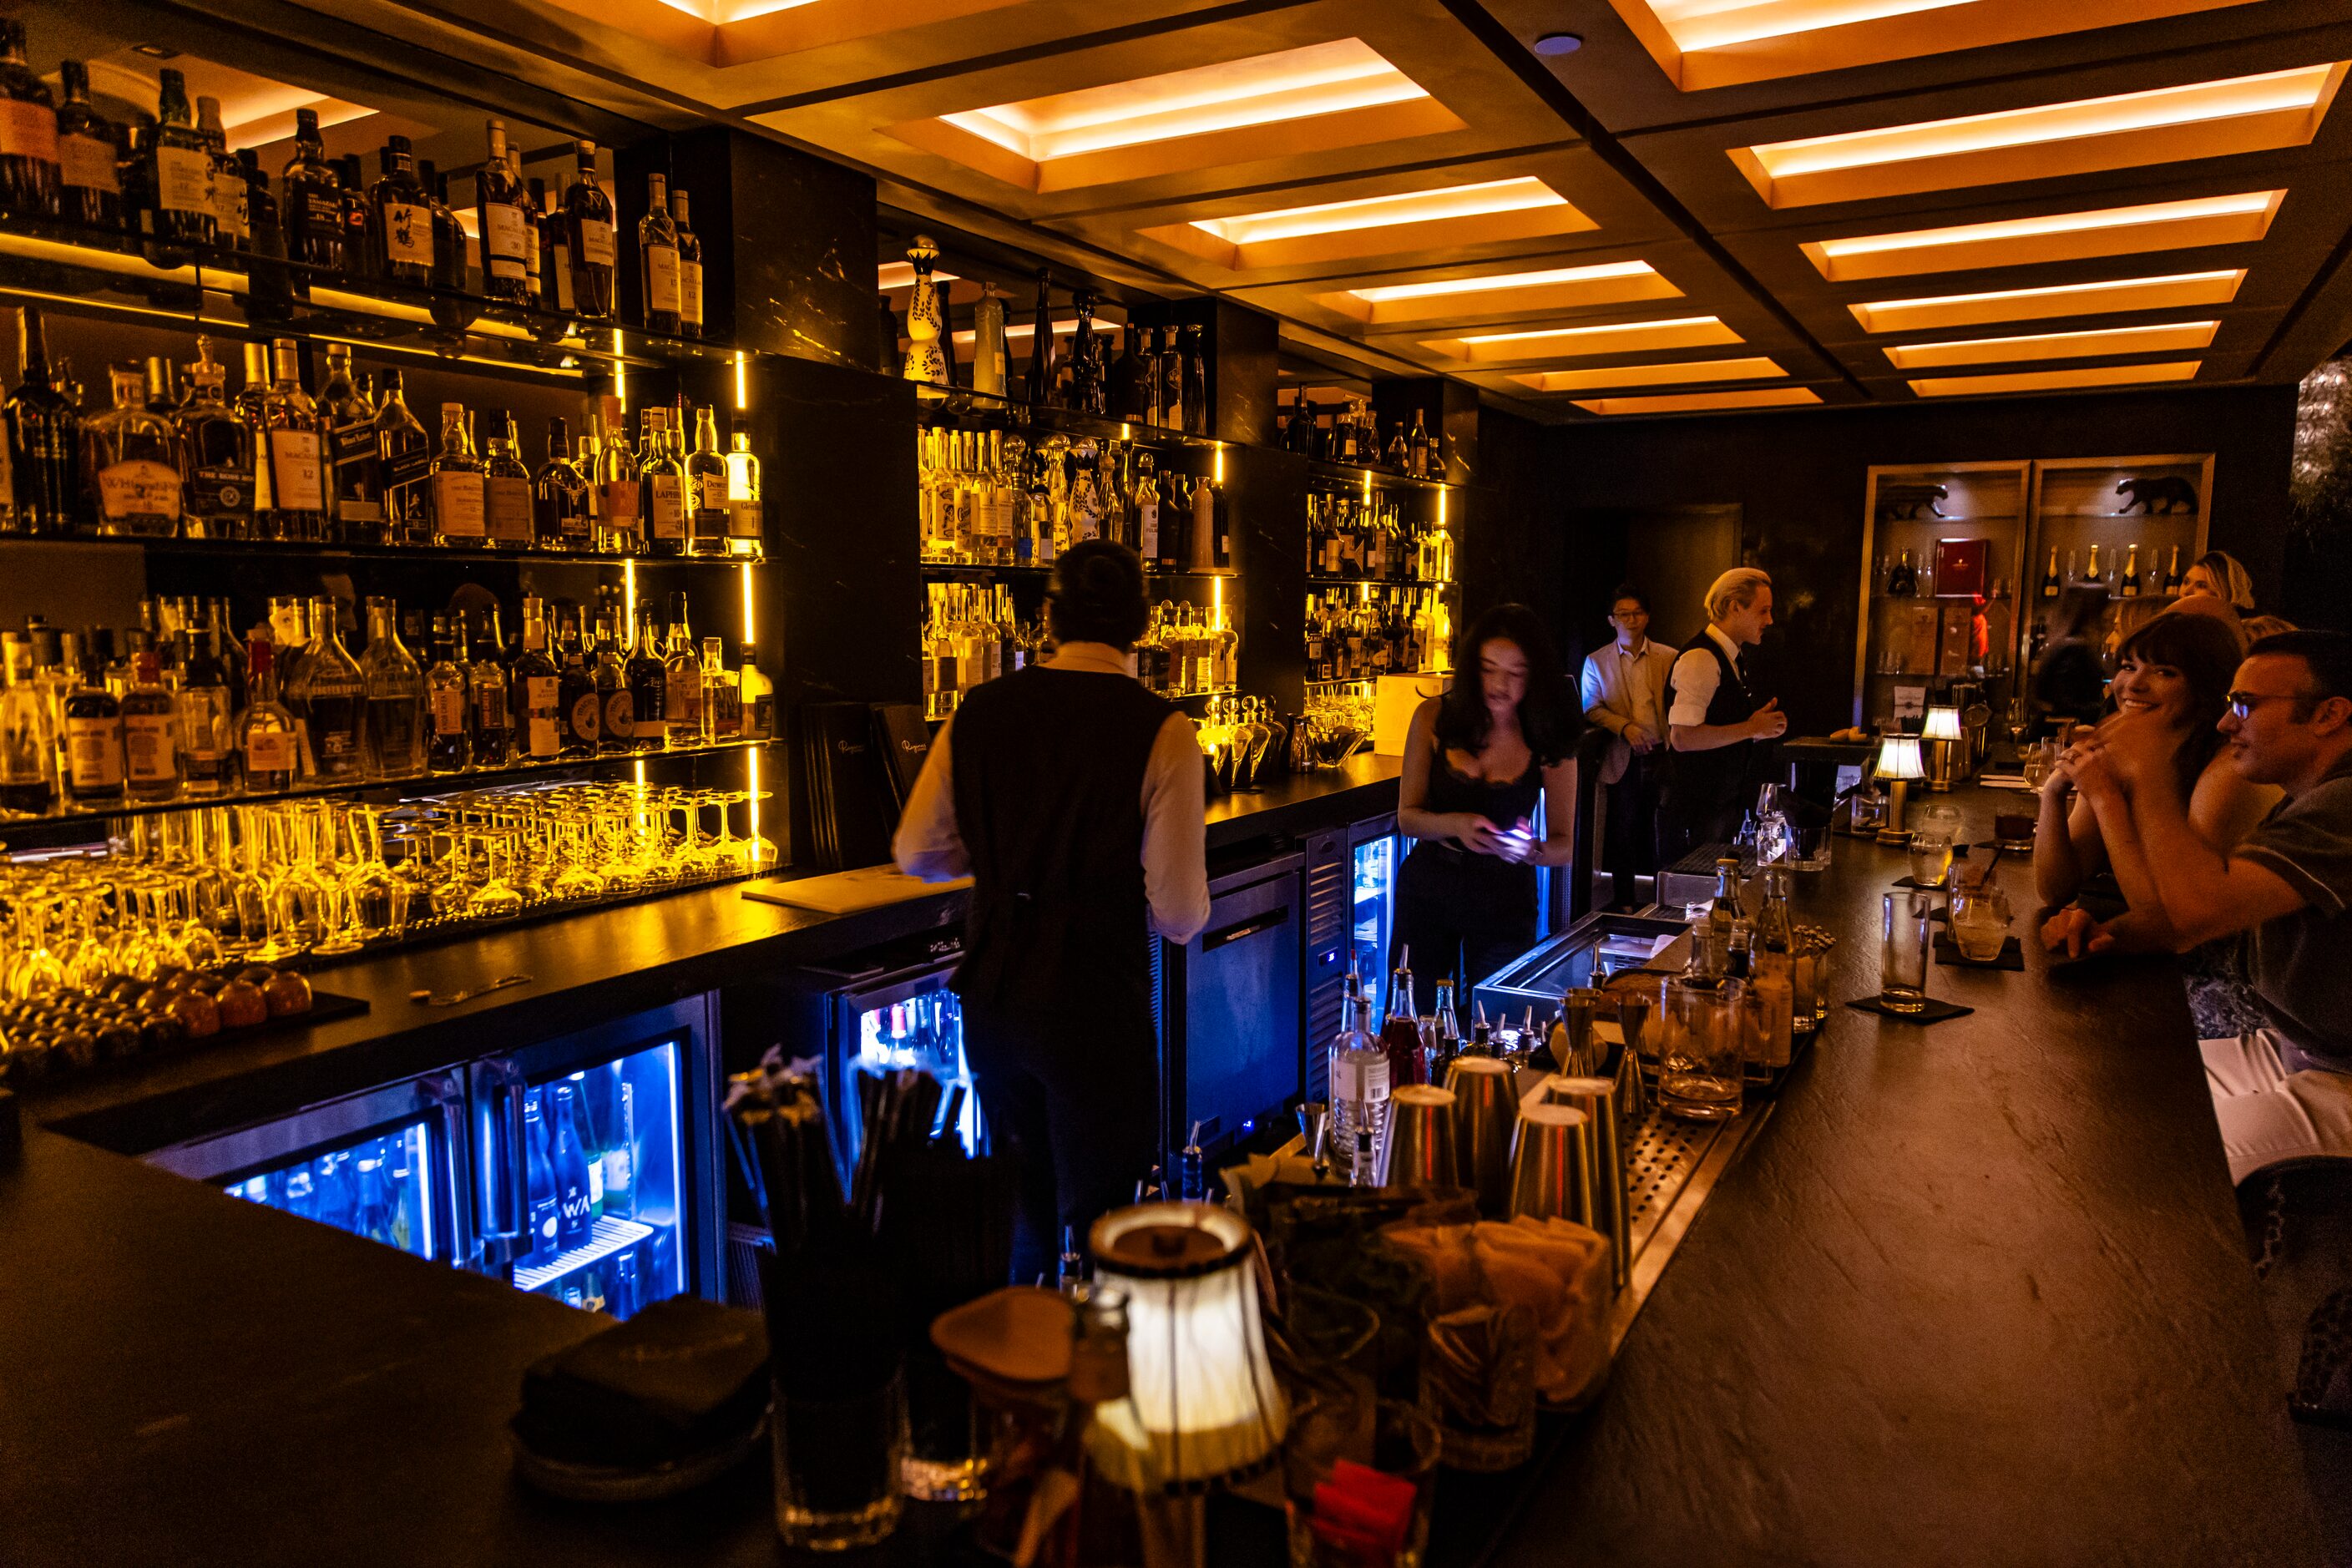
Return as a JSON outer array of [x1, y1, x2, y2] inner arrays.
[[12, 533, 756, 569]]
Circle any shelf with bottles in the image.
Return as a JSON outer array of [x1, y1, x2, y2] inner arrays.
[[917, 562, 1236, 580], [1306, 458, 1455, 493], [920, 579, 1239, 721], [1280, 383, 1450, 485], [8, 311, 767, 559], [1854, 463, 2030, 726], [1304, 584, 1451, 687], [1304, 484, 1454, 587]]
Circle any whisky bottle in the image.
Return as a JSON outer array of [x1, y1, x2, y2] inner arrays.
[[672, 186, 703, 338], [259, 340, 329, 543], [533, 416, 593, 550], [428, 401, 486, 547], [359, 597, 427, 781], [368, 135, 435, 287], [56, 61, 120, 232], [476, 120, 531, 303], [235, 637, 300, 792], [2040, 547, 2060, 599], [738, 640, 772, 740], [640, 407, 686, 554], [662, 593, 702, 748], [563, 140, 615, 321], [1161, 326, 1186, 433], [318, 344, 382, 543], [195, 98, 244, 254], [971, 282, 1008, 398], [556, 615, 599, 760], [592, 401, 641, 552], [593, 613, 632, 752], [6, 306, 76, 536], [175, 625, 235, 797], [482, 408, 534, 549], [144, 68, 215, 260], [241, 154, 295, 325], [62, 642, 124, 807], [1886, 549, 1916, 596], [537, 176, 573, 314], [373, 368, 433, 545], [424, 615, 473, 773], [333, 154, 371, 279], [419, 159, 469, 313], [724, 425, 762, 557], [626, 607, 666, 749], [121, 648, 180, 804], [281, 106, 342, 273], [686, 405, 729, 557], [81, 364, 183, 538], [700, 635, 739, 743], [469, 606, 513, 766], [509, 146, 542, 307], [638, 172, 682, 334], [1409, 409, 1430, 478], [0, 18, 57, 221], [295, 596, 367, 782], [2120, 543, 2141, 599]]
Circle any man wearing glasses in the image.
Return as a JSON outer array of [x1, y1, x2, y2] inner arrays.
[[1581, 584, 1676, 908], [2056, 630, 2352, 1182]]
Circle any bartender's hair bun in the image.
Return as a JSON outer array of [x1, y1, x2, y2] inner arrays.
[[1048, 539, 1150, 651]]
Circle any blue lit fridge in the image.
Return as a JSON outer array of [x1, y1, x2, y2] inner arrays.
[[1352, 817, 1400, 1020]]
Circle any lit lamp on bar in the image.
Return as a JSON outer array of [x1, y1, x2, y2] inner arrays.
[[1920, 706, 1963, 792], [1874, 731, 1925, 846]]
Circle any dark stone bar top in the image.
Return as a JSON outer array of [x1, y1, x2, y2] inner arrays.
[[1, 776, 2318, 1567]]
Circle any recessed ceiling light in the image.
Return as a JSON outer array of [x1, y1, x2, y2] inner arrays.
[[1908, 360, 2203, 397], [1315, 260, 1680, 326], [1512, 356, 1787, 393], [1191, 176, 1565, 247], [1849, 270, 2246, 333], [1534, 32, 1583, 55], [1883, 320, 2219, 368], [133, 44, 179, 58], [1735, 63, 2344, 207], [1351, 260, 1654, 305], [1803, 190, 2284, 281], [1573, 387, 1822, 416], [1424, 315, 1743, 362]]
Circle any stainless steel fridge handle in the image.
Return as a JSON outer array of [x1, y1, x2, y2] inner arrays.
[[425, 1072, 469, 1264], [475, 1058, 529, 1243]]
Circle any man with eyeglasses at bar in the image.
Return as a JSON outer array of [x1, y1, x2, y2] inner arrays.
[[2051, 630, 2352, 1183]]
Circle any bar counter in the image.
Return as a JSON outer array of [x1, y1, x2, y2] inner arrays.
[[0, 782, 2321, 1567]]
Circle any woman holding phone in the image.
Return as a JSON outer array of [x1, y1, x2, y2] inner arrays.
[[1393, 603, 1583, 996]]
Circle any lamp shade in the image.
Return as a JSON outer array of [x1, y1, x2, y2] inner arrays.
[[1088, 1202, 1288, 1490], [1874, 734, 1925, 781], [1921, 706, 1964, 741]]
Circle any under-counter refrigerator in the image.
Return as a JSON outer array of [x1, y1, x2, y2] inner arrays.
[[146, 996, 725, 1321]]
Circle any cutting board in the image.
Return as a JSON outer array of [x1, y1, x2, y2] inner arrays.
[[743, 865, 972, 914]]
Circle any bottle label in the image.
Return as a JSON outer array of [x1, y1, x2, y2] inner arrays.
[[602, 478, 640, 524], [382, 439, 432, 491], [269, 429, 325, 512], [644, 245, 681, 315], [667, 678, 701, 734], [432, 471, 486, 536], [524, 221, 540, 283], [603, 689, 635, 740], [729, 498, 761, 539], [692, 473, 728, 539], [483, 201, 529, 272], [59, 132, 118, 194], [431, 685, 468, 736], [331, 418, 377, 483], [382, 201, 433, 265], [485, 474, 533, 540], [125, 713, 176, 782], [66, 718, 123, 790], [474, 682, 508, 732], [245, 728, 296, 776], [647, 474, 685, 538], [577, 218, 614, 269], [550, 240, 575, 311], [210, 164, 244, 233], [319, 721, 358, 764], [155, 144, 212, 216], [98, 459, 184, 525], [526, 676, 559, 756], [179, 688, 230, 765], [0, 99, 57, 165], [569, 690, 602, 743], [680, 261, 703, 327]]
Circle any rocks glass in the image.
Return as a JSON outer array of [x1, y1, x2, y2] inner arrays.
[[1949, 884, 2011, 964], [1658, 974, 1744, 1121]]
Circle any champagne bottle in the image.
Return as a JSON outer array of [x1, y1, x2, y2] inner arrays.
[[2120, 543, 2141, 598], [2040, 547, 2060, 599]]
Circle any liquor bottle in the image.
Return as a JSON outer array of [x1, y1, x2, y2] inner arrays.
[[523, 1090, 559, 1265], [62, 642, 124, 807], [372, 369, 432, 545], [417, 402, 478, 549], [510, 597, 561, 761], [662, 594, 702, 748], [0, 18, 56, 221], [1131, 453, 1160, 564], [119, 649, 180, 804], [532, 417, 592, 550], [1161, 326, 1186, 433], [1105, 321, 1143, 421], [1326, 968, 1390, 1185], [562, 140, 615, 321], [469, 606, 513, 766], [359, 597, 427, 781], [724, 424, 762, 557], [316, 345, 382, 542], [593, 613, 632, 752], [640, 408, 686, 554], [535, 176, 573, 314], [1886, 549, 1916, 596], [2162, 544, 2184, 596], [424, 615, 472, 773], [591, 403, 641, 553], [626, 607, 666, 750], [193, 98, 244, 253], [296, 597, 367, 782], [551, 1081, 594, 1250], [1024, 266, 1055, 410], [671, 186, 703, 338], [279, 106, 341, 273], [418, 159, 469, 316], [235, 637, 299, 792], [738, 640, 772, 741], [1065, 287, 1102, 414], [241, 154, 295, 326], [56, 60, 121, 233], [367, 135, 434, 287], [175, 625, 235, 797], [144, 68, 214, 260], [257, 340, 328, 542], [2082, 543, 2102, 583], [508, 146, 542, 307], [638, 171, 682, 333], [2120, 543, 2142, 599], [480, 409, 534, 548], [685, 405, 729, 557], [971, 282, 1008, 398], [555, 614, 599, 759], [174, 341, 247, 540], [2040, 547, 2060, 599], [0, 635, 54, 813], [700, 635, 739, 743], [81, 365, 183, 538], [1409, 409, 1430, 478], [333, 154, 372, 278], [476, 120, 531, 303], [6, 307, 76, 536]]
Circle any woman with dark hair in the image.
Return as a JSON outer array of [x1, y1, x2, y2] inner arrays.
[[2037, 609, 2278, 952], [1393, 603, 1584, 994]]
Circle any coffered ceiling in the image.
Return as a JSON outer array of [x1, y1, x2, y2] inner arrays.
[[260, 0, 2352, 419]]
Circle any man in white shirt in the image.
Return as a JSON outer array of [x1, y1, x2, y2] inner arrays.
[[894, 540, 1209, 1279], [1662, 567, 1787, 857], [1581, 584, 1677, 908]]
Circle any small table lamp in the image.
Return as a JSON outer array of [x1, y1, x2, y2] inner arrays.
[[1921, 706, 1963, 792], [1874, 732, 1925, 845]]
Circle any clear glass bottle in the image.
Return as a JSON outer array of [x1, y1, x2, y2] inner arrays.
[[483, 408, 534, 549], [592, 401, 641, 553], [318, 344, 382, 543], [637, 171, 681, 334], [260, 339, 328, 543], [424, 615, 473, 773], [81, 364, 184, 538], [627, 607, 666, 751], [0, 18, 57, 223], [359, 597, 427, 781], [120, 648, 180, 804], [1327, 967, 1391, 1185], [0, 632, 54, 813], [640, 407, 686, 555], [562, 139, 615, 321], [469, 606, 513, 767], [373, 369, 433, 545], [509, 598, 562, 761], [56, 59, 120, 233], [686, 405, 729, 557], [662, 593, 701, 749], [176, 624, 236, 797], [141, 68, 213, 263], [699, 635, 738, 743], [672, 186, 703, 338], [295, 596, 367, 782], [534, 416, 592, 550], [236, 636, 301, 792], [593, 613, 632, 753], [429, 401, 485, 548], [738, 640, 772, 741], [725, 425, 762, 558], [475, 120, 531, 303]]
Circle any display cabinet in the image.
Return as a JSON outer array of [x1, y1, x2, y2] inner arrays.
[[1851, 462, 2029, 729], [2021, 453, 2213, 665]]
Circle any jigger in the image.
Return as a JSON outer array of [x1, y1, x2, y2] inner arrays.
[[1297, 1101, 1331, 1182], [1378, 1084, 1459, 1189], [1544, 1074, 1630, 1291], [1508, 1103, 1594, 1226], [1562, 989, 1611, 1077], [1445, 1055, 1519, 1216]]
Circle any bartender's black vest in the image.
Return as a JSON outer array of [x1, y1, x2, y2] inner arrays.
[[948, 665, 1174, 1015], [1666, 629, 1759, 827]]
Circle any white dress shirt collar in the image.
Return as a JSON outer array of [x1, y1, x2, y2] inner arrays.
[[1705, 623, 1744, 670], [1045, 641, 1137, 679]]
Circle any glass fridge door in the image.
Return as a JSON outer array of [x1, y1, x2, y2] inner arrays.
[[842, 969, 978, 1156], [1353, 833, 1397, 1019]]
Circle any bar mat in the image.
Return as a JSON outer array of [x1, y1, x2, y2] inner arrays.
[[1846, 995, 1975, 1024], [1935, 934, 2024, 970]]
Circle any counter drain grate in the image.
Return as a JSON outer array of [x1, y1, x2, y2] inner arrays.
[[1621, 1107, 1731, 1265]]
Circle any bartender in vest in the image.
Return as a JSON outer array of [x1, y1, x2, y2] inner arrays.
[[1662, 567, 1787, 857], [893, 540, 1210, 1281]]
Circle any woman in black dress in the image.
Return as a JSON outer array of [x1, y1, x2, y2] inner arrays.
[[1392, 604, 1583, 996]]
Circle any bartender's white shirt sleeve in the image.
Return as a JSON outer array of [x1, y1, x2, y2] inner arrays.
[[1141, 712, 1211, 944], [891, 715, 972, 880], [1667, 648, 1722, 729]]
